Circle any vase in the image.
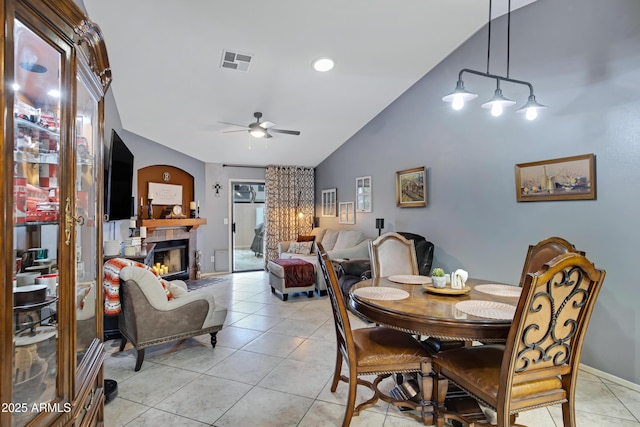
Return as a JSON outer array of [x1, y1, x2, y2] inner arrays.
[[432, 276, 446, 288]]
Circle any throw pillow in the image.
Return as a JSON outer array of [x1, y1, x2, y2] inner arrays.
[[321, 229, 339, 251], [333, 230, 365, 250], [168, 282, 188, 298], [287, 241, 313, 255]]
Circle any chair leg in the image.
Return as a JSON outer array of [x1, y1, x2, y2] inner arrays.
[[134, 349, 145, 371], [342, 370, 358, 427], [119, 337, 127, 351], [210, 332, 218, 348], [561, 400, 576, 427], [330, 349, 343, 392]]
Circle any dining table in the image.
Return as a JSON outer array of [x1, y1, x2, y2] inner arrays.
[[349, 276, 521, 343], [348, 275, 523, 425]]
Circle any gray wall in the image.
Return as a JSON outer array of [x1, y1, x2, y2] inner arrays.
[[316, 0, 640, 384]]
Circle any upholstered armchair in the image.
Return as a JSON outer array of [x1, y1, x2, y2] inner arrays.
[[117, 266, 227, 371]]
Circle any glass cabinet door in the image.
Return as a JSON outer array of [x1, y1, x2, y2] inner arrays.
[[12, 18, 62, 425], [74, 74, 99, 367]]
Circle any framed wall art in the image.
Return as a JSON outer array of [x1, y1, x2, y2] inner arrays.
[[396, 166, 426, 207], [321, 188, 337, 216], [355, 176, 372, 212], [515, 153, 596, 202], [338, 201, 355, 224]]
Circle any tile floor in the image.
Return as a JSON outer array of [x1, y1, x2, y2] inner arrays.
[[104, 271, 640, 426]]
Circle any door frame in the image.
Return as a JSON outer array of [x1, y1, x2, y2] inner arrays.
[[227, 178, 266, 272]]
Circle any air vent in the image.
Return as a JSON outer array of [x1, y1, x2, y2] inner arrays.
[[221, 50, 252, 72]]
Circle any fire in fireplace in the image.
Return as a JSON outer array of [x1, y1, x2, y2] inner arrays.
[[153, 239, 189, 280]]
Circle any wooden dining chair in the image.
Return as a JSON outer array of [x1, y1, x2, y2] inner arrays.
[[519, 237, 584, 287], [316, 242, 437, 427], [431, 252, 606, 427], [369, 232, 419, 278]]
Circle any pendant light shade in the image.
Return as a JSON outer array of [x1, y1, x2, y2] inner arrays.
[[481, 87, 516, 117], [442, 80, 478, 110], [516, 94, 547, 120]]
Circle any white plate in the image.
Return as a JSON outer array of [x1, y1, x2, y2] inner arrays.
[[388, 275, 432, 285], [455, 300, 516, 320], [352, 287, 410, 301]]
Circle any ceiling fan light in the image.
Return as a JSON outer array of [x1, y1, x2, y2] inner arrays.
[[249, 127, 266, 138], [516, 94, 547, 120], [312, 57, 334, 72]]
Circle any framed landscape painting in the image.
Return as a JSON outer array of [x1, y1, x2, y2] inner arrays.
[[515, 153, 596, 202], [396, 166, 426, 207]]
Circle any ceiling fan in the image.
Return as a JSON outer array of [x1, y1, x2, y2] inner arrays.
[[220, 112, 301, 138]]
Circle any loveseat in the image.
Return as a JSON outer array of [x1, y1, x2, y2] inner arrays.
[[277, 227, 371, 294]]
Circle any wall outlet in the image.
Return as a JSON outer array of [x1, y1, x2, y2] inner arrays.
[[210, 255, 215, 263]]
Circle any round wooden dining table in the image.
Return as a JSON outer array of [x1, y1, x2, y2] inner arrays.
[[349, 277, 521, 343]]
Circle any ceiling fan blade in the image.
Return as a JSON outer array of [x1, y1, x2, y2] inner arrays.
[[260, 121, 276, 129], [222, 129, 249, 133], [269, 128, 301, 136], [218, 121, 248, 128]]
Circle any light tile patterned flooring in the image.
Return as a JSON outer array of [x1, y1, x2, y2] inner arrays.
[[104, 271, 640, 426]]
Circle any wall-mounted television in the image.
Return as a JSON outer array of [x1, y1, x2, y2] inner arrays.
[[104, 130, 134, 221]]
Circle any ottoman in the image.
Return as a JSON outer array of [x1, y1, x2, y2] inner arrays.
[[268, 258, 316, 301]]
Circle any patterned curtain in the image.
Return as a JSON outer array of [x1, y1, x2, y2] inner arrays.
[[264, 166, 315, 266]]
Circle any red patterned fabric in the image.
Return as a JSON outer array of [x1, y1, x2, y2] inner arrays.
[[103, 258, 173, 315], [272, 258, 315, 288]]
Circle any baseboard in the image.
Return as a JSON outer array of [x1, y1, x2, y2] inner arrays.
[[580, 363, 640, 392], [199, 272, 229, 278]]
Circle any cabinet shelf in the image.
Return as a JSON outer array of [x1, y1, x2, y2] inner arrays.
[[140, 218, 207, 232]]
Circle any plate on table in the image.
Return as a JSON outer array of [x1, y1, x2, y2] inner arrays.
[[388, 275, 432, 285], [422, 284, 470, 295]]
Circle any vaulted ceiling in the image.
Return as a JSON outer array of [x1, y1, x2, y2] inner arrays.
[[84, 0, 536, 167]]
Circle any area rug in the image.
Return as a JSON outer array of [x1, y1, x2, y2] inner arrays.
[[185, 277, 229, 291]]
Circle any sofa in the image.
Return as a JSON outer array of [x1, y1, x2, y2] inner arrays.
[[277, 227, 371, 294]]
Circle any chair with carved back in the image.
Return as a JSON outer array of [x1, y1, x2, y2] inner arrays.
[[316, 242, 438, 427], [519, 237, 584, 287], [431, 252, 606, 427], [369, 232, 419, 278]]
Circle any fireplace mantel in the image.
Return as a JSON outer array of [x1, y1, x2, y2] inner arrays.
[[140, 218, 207, 233]]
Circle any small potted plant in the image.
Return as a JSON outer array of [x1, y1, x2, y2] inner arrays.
[[431, 268, 446, 288]]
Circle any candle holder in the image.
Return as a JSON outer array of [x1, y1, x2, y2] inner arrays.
[[147, 198, 154, 219], [196, 206, 200, 218], [190, 209, 196, 218]]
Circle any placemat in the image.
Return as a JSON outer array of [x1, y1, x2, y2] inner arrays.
[[352, 287, 410, 301], [388, 275, 432, 285], [474, 284, 522, 298], [455, 300, 516, 320]]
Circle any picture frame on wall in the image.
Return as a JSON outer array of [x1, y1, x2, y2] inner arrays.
[[355, 176, 372, 212], [321, 188, 337, 217], [338, 201, 355, 224], [396, 166, 426, 207], [515, 153, 596, 202]]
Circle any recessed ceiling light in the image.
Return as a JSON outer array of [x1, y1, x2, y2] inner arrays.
[[312, 57, 334, 72]]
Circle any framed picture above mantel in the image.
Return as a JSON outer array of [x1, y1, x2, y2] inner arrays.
[[515, 153, 596, 202]]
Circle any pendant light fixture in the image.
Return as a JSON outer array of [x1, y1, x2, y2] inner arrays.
[[442, 0, 546, 120]]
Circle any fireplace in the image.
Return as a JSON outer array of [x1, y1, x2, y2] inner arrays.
[[153, 239, 189, 280]]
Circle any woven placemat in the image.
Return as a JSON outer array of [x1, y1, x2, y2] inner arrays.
[[455, 300, 516, 320], [474, 284, 522, 298], [388, 275, 432, 285], [352, 287, 410, 301]]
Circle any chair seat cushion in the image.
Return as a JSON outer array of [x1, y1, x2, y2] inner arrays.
[[433, 345, 565, 410], [352, 326, 431, 371]]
